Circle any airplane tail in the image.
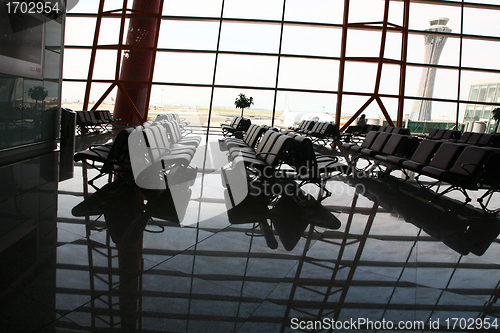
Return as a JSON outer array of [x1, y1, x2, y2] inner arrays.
[[283, 93, 289, 115], [280, 94, 295, 126]]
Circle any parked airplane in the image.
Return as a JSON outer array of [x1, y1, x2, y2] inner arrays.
[[279, 94, 335, 127]]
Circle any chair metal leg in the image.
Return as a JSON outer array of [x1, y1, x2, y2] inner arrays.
[[433, 184, 472, 204], [478, 189, 500, 214], [83, 159, 89, 198]]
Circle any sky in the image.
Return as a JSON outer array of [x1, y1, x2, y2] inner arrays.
[[61, 0, 500, 122]]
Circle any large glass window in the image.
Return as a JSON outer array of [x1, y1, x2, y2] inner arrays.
[[464, 6, 500, 38], [62, 0, 500, 129], [461, 39, 500, 70], [343, 61, 378, 94], [62, 49, 92, 81], [348, 0, 387, 23], [284, 0, 344, 24], [63, 18, 96, 46], [219, 22, 281, 53], [153, 52, 216, 85], [278, 58, 339, 91], [281, 25, 342, 57], [223, 0, 284, 20], [216, 54, 278, 88], [163, 0, 223, 17], [346, 30, 382, 58], [157, 20, 220, 50]]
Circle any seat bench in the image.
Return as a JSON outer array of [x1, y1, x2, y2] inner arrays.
[[221, 116, 251, 137], [74, 128, 133, 190], [129, 122, 198, 190], [76, 110, 119, 134]]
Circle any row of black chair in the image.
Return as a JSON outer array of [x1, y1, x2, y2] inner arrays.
[[345, 124, 410, 138], [343, 130, 500, 212], [388, 142, 500, 210], [423, 128, 460, 141], [288, 120, 315, 133], [228, 129, 293, 172], [155, 119, 201, 147], [221, 126, 344, 243], [288, 120, 341, 145], [155, 112, 190, 131], [422, 128, 500, 148], [342, 131, 418, 167], [450, 131, 500, 146], [76, 110, 120, 135], [129, 120, 201, 190], [73, 119, 199, 224], [221, 116, 251, 137], [306, 122, 340, 145], [74, 118, 202, 192], [224, 125, 348, 201], [221, 124, 269, 152], [377, 125, 410, 135]]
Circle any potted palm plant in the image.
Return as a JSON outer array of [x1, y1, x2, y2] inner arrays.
[[234, 93, 253, 117], [28, 86, 48, 110]]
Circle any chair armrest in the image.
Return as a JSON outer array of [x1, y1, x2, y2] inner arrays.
[[87, 147, 109, 159], [460, 163, 479, 178], [88, 143, 111, 149], [150, 147, 172, 155], [255, 151, 279, 158]]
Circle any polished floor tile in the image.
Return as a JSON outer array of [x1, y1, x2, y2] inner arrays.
[[1, 132, 500, 332]]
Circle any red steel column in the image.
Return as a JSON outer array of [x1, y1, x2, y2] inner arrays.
[[113, 0, 162, 126]]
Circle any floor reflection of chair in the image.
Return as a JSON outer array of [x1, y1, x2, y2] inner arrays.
[[223, 182, 342, 252], [347, 174, 500, 256], [280, 191, 377, 332], [145, 187, 191, 225], [270, 192, 340, 251], [224, 187, 278, 249], [72, 180, 149, 331], [480, 279, 500, 322], [221, 165, 351, 330], [342, 174, 500, 329]]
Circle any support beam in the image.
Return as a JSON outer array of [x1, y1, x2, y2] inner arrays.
[[335, 0, 350, 126], [397, 0, 411, 127], [340, 96, 375, 132], [83, 0, 105, 111], [113, 0, 163, 126]]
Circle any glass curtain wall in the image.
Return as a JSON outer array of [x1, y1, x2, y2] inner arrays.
[[62, 0, 500, 132], [0, 1, 64, 161]]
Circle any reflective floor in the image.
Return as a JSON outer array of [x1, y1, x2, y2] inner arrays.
[[1, 132, 500, 332]]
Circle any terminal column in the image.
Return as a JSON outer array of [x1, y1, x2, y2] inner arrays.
[[113, 0, 162, 126]]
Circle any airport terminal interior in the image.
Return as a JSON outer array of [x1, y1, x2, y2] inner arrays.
[[2, 1, 500, 332]]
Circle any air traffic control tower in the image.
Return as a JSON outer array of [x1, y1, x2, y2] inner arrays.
[[410, 18, 452, 121]]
